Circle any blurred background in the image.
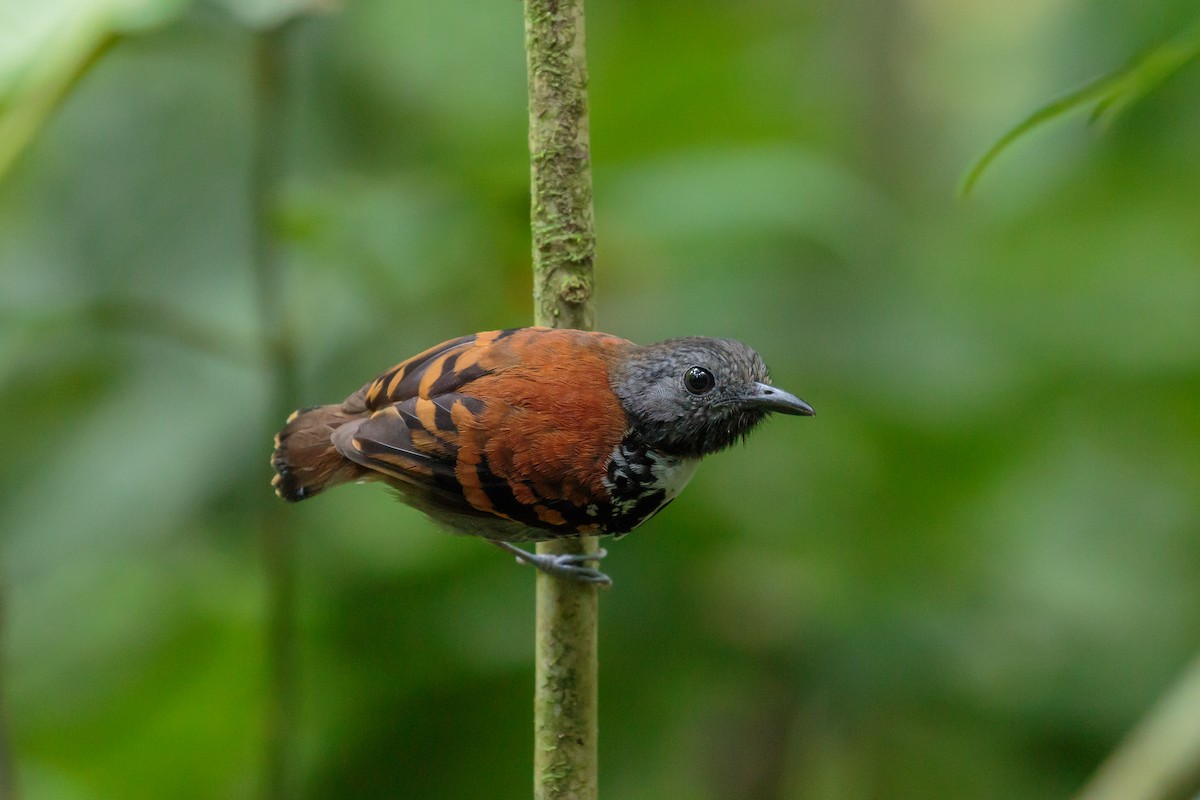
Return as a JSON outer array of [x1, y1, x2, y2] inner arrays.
[[2, 0, 1199, 798]]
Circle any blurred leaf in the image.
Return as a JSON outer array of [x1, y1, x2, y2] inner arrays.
[[962, 13, 1200, 194], [0, 0, 337, 183], [0, 299, 259, 370], [604, 145, 896, 267], [0, 0, 188, 182]]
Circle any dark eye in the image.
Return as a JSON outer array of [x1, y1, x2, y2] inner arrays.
[[684, 366, 715, 395]]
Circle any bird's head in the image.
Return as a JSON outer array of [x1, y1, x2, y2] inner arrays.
[[609, 337, 813, 458]]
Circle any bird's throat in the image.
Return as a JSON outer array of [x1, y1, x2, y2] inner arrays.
[[601, 435, 700, 535]]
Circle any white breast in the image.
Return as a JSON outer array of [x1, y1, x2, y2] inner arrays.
[[648, 453, 700, 500]]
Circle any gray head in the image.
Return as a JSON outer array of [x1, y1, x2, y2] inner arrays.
[[609, 337, 813, 458]]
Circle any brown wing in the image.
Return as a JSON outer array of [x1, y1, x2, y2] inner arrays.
[[333, 327, 634, 538], [331, 393, 487, 515]]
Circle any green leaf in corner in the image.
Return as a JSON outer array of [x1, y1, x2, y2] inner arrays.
[[0, 0, 339, 184], [0, 0, 189, 183], [961, 13, 1200, 195]]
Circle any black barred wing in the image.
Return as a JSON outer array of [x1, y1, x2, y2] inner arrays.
[[331, 391, 605, 539], [359, 329, 524, 410]]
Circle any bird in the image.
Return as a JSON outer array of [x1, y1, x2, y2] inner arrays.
[[271, 327, 813, 586]]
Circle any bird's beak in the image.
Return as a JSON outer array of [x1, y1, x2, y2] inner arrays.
[[746, 382, 814, 416]]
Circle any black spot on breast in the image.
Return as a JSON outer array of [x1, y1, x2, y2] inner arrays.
[[607, 490, 665, 535]]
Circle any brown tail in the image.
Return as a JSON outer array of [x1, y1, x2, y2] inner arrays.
[[271, 404, 365, 502]]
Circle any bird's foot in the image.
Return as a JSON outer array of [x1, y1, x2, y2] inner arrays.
[[491, 541, 612, 587]]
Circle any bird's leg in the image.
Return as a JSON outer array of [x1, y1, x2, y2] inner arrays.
[[491, 541, 612, 587]]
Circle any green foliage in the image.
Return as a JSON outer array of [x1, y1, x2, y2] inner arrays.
[[2, 1, 1200, 799], [0, 0, 327, 182], [0, 0, 181, 181], [962, 11, 1200, 194]]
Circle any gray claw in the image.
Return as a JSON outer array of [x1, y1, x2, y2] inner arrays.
[[552, 548, 608, 565], [491, 541, 612, 587]]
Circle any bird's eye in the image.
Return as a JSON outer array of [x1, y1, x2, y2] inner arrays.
[[684, 366, 715, 395]]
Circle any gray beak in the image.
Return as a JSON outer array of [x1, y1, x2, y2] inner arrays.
[[747, 382, 814, 416]]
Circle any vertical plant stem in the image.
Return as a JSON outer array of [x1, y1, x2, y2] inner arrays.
[[252, 22, 300, 800], [524, 0, 599, 798], [526, 0, 596, 333]]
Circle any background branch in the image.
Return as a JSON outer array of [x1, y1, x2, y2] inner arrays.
[[0, 591, 14, 799], [252, 21, 301, 800]]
